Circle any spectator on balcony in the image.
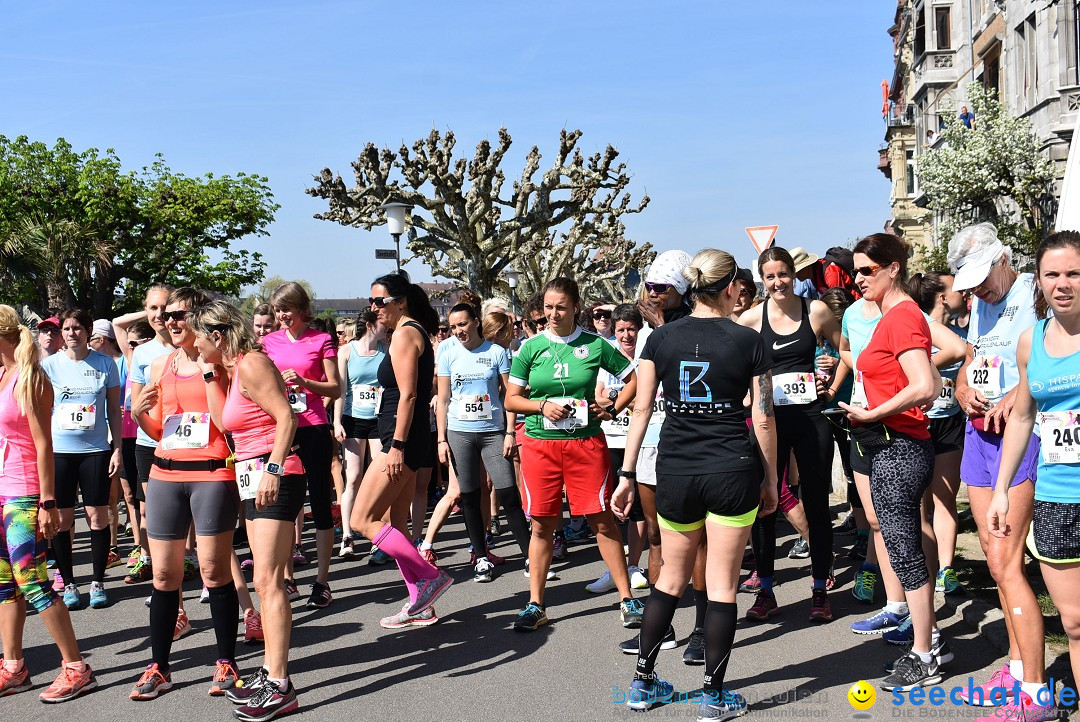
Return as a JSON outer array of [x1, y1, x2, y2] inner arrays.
[[926, 129, 939, 145], [958, 106, 975, 129]]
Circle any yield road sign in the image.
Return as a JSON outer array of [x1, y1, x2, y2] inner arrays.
[[745, 226, 778, 255]]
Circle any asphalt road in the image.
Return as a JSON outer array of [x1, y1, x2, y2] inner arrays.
[[7, 506, 1053, 722]]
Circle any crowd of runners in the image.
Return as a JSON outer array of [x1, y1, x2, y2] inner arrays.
[[0, 223, 1078, 722]]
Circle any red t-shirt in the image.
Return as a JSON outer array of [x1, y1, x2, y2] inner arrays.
[[856, 300, 932, 440], [261, 328, 337, 427]]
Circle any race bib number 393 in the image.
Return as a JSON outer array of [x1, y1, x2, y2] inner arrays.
[[772, 372, 817, 406], [161, 413, 211, 451], [1038, 411, 1080, 464]]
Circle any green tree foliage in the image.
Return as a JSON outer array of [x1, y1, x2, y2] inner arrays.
[[0, 135, 279, 316], [237, 275, 316, 317]]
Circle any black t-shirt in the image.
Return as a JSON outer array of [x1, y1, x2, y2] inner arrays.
[[641, 316, 771, 474]]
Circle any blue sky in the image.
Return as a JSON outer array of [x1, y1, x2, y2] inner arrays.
[[3, 2, 894, 297]]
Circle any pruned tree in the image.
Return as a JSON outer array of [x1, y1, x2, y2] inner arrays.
[[307, 128, 653, 301]]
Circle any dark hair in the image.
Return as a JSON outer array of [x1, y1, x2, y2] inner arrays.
[[357, 309, 379, 339], [1034, 230, 1080, 320], [448, 302, 478, 321], [253, 302, 272, 318], [58, 308, 93, 333], [373, 272, 440, 334], [611, 303, 643, 329], [853, 233, 910, 282], [309, 317, 330, 334], [757, 247, 797, 278], [819, 288, 854, 325], [523, 291, 544, 318], [542, 277, 581, 308], [456, 289, 482, 317], [129, 320, 154, 340], [168, 286, 211, 309], [908, 272, 949, 314]]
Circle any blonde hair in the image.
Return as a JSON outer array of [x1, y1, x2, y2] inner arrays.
[[682, 249, 737, 293], [0, 305, 46, 415], [482, 311, 513, 348], [269, 282, 313, 320], [188, 300, 262, 357], [339, 318, 356, 342]]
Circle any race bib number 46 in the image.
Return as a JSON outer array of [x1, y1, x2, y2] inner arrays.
[[772, 372, 817, 406], [1038, 411, 1080, 464], [161, 412, 211, 451], [235, 458, 264, 501], [542, 397, 587, 431], [58, 403, 96, 431]]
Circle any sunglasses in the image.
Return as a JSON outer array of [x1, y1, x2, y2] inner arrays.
[[336, 330, 346, 336], [644, 282, 672, 294], [853, 264, 883, 278], [592, 310, 612, 320], [437, 326, 450, 333], [512, 321, 522, 330], [370, 296, 400, 309], [128, 338, 150, 349], [38, 327, 60, 334], [161, 310, 188, 322], [529, 317, 548, 330]]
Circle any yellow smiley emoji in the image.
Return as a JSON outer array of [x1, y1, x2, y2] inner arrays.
[[847, 680, 876, 711]]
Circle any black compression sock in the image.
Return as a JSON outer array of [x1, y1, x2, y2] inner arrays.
[[458, 489, 489, 558], [635, 588, 680, 678], [694, 586, 708, 630], [149, 588, 180, 672], [495, 486, 532, 556], [703, 601, 738, 696], [51, 531, 74, 586], [207, 582, 239, 664], [89, 528, 110, 583]]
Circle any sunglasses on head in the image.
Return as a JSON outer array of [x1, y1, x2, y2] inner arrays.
[[854, 264, 883, 278], [370, 296, 400, 309], [644, 282, 672, 294], [161, 310, 188, 322], [592, 310, 612, 320]]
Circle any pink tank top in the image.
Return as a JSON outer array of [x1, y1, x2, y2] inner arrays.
[[121, 374, 138, 438], [0, 371, 40, 497], [221, 355, 303, 476]]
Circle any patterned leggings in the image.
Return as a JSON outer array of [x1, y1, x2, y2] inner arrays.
[[869, 434, 935, 592], [0, 495, 57, 613]]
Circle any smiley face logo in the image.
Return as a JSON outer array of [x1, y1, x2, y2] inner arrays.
[[847, 680, 876, 711]]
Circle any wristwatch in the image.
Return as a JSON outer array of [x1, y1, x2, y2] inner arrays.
[[203, 370, 218, 381], [265, 462, 283, 476], [617, 469, 637, 482], [605, 401, 618, 416], [39, 499, 57, 510], [390, 439, 406, 450]]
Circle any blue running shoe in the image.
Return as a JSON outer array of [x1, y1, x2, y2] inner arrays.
[[620, 597, 645, 628], [368, 548, 392, 566], [851, 568, 877, 603], [626, 674, 674, 710], [88, 581, 109, 609], [698, 689, 748, 720], [563, 521, 593, 545], [883, 615, 914, 645], [850, 608, 906, 635], [513, 602, 548, 632], [63, 584, 81, 610]]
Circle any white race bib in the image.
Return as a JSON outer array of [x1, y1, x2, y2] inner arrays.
[[1038, 411, 1080, 464], [287, 385, 308, 414], [772, 372, 817, 406], [58, 403, 96, 431], [354, 384, 381, 414], [933, 377, 957, 411], [851, 370, 869, 410], [601, 408, 632, 436], [967, 356, 1004, 400], [542, 397, 587, 430], [161, 412, 211, 450], [235, 457, 264, 501], [457, 394, 493, 421]]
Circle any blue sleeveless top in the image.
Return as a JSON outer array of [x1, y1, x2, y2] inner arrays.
[[1028, 319, 1080, 503], [344, 340, 385, 419]]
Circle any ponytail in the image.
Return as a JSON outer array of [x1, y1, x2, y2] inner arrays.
[[0, 306, 46, 416]]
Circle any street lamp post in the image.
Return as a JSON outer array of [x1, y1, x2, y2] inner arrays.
[[378, 201, 413, 273], [504, 265, 521, 316]]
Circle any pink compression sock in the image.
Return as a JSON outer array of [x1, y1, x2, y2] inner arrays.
[[372, 524, 438, 601]]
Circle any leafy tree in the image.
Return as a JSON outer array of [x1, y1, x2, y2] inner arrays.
[[307, 128, 653, 301], [915, 85, 1056, 268], [0, 135, 278, 316]]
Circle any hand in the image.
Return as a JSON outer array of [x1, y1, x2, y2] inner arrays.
[[383, 447, 405, 483], [256, 471, 280, 511], [955, 385, 989, 418], [132, 383, 160, 418], [814, 376, 833, 398], [815, 355, 838, 373], [589, 401, 614, 421], [196, 357, 217, 376], [611, 478, 635, 521], [437, 440, 449, 465], [986, 491, 1011, 538], [540, 401, 570, 423], [502, 434, 516, 458], [635, 300, 663, 329], [985, 388, 1017, 434], [334, 423, 346, 443], [760, 479, 778, 516], [38, 507, 60, 539], [280, 368, 301, 386], [109, 447, 123, 477], [838, 401, 878, 424]]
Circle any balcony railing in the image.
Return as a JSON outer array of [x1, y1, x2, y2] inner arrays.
[[887, 105, 916, 127]]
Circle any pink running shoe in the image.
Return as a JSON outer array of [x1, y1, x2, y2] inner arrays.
[[974, 690, 1057, 721], [52, 571, 64, 593], [959, 665, 1017, 706]]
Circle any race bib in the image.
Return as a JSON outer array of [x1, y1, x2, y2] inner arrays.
[[772, 372, 817, 406], [354, 384, 381, 414], [457, 394, 493, 421], [601, 408, 631, 436], [58, 403, 96, 431], [287, 385, 308, 414], [933, 377, 957, 411], [542, 397, 587, 431], [967, 356, 1003, 400], [161, 412, 211, 451], [235, 458, 264, 502], [1038, 411, 1080, 464], [851, 371, 869, 410]]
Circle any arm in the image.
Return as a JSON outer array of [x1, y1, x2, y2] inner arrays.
[[810, 300, 843, 349], [27, 380, 60, 539], [736, 303, 763, 331], [112, 310, 148, 359], [752, 371, 779, 515], [986, 329, 1036, 537], [612, 362, 657, 519], [106, 383, 123, 476], [953, 341, 988, 417], [382, 327, 422, 482], [241, 354, 299, 510], [132, 356, 166, 441], [929, 322, 966, 368], [284, 356, 341, 400], [499, 372, 516, 458], [504, 380, 571, 424], [333, 344, 349, 442], [201, 362, 230, 434], [592, 371, 637, 421], [436, 375, 451, 464]]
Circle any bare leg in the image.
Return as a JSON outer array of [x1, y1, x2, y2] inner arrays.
[[637, 484, 663, 586], [1040, 561, 1080, 690], [410, 467, 431, 542], [250, 518, 293, 679], [930, 450, 962, 570]]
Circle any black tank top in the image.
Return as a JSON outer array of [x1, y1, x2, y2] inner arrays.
[[760, 298, 817, 376], [377, 320, 434, 422]]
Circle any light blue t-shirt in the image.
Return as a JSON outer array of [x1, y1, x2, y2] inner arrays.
[[841, 298, 882, 392], [42, 350, 120, 454], [967, 273, 1038, 403], [436, 339, 510, 433], [130, 338, 172, 447], [926, 315, 962, 419], [344, 341, 385, 419], [1028, 319, 1080, 503]]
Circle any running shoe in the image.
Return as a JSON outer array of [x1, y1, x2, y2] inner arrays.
[[227, 668, 268, 705], [973, 691, 1058, 721], [89, 581, 109, 609], [127, 546, 143, 568], [106, 547, 123, 569], [130, 664, 172, 700], [407, 570, 452, 616], [552, 532, 567, 560], [380, 602, 439, 629], [563, 521, 593, 545], [173, 609, 192, 641], [697, 689, 748, 721], [880, 651, 942, 691], [628, 565, 649, 590], [470, 547, 505, 566], [306, 581, 332, 609], [620, 598, 645, 628], [513, 602, 548, 632], [200, 585, 211, 603], [619, 625, 677, 655], [523, 560, 557, 581], [883, 615, 914, 645], [368, 548, 391, 566], [244, 608, 264, 643], [209, 659, 241, 696], [745, 589, 779, 621], [291, 546, 307, 566], [626, 673, 674, 710], [585, 571, 617, 594], [125, 559, 152, 584], [683, 627, 705, 665], [0, 664, 31, 697], [52, 571, 64, 592], [851, 608, 906, 635], [835, 512, 857, 536], [849, 533, 869, 559], [419, 547, 438, 566], [884, 636, 953, 673], [339, 536, 355, 559], [787, 537, 810, 559], [473, 557, 495, 583], [63, 584, 81, 610], [144, 595, 151, 607], [183, 557, 197, 581], [234, 679, 299, 722], [809, 588, 833, 623], [852, 568, 877, 603], [284, 579, 300, 601], [936, 566, 965, 595], [959, 665, 1017, 706], [241, 558, 254, 571], [489, 516, 501, 538], [38, 663, 97, 703], [738, 570, 760, 593]]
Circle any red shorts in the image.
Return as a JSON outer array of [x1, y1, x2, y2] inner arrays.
[[519, 434, 611, 517]]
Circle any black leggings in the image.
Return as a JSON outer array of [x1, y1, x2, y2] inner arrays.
[[751, 408, 834, 581], [294, 424, 335, 531], [869, 434, 934, 591]]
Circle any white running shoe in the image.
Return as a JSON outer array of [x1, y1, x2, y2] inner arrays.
[[586, 571, 618, 594], [628, 565, 649, 590]]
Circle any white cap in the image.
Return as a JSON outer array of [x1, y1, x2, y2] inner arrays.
[[645, 250, 693, 295], [948, 223, 1005, 291], [92, 319, 115, 339]]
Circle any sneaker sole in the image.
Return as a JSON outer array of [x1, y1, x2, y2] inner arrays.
[[585, 584, 617, 594], [39, 678, 97, 703], [851, 590, 876, 604], [880, 673, 942, 692], [745, 608, 779, 622], [380, 614, 439, 630], [809, 612, 833, 623], [1, 681, 33, 696], [473, 575, 493, 583], [131, 681, 173, 700], [513, 616, 549, 632], [620, 638, 678, 655], [234, 698, 299, 722]]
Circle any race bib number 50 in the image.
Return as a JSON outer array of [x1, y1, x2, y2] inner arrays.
[[236, 458, 264, 501]]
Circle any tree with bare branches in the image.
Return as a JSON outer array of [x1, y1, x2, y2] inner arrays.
[[306, 128, 653, 301]]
